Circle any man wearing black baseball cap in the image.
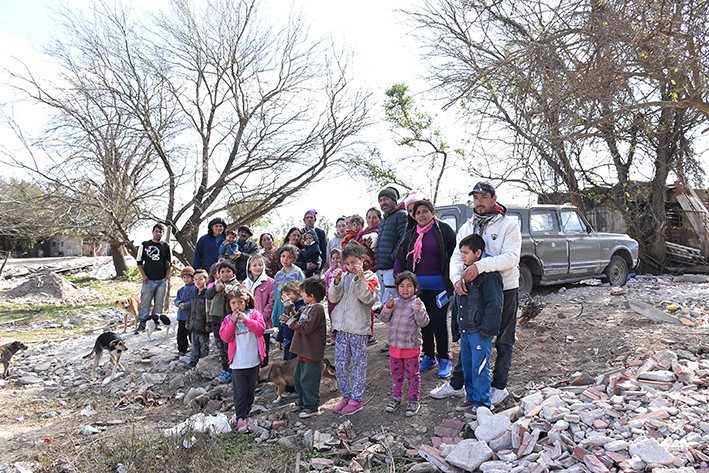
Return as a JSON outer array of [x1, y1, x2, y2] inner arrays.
[[430, 181, 521, 405]]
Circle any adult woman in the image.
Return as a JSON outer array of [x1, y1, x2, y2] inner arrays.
[[396, 200, 456, 379], [193, 217, 227, 270], [284, 227, 303, 249], [327, 217, 347, 265], [259, 233, 281, 278]]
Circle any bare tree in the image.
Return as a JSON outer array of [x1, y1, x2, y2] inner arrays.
[[2, 0, 372, 267], [405, 0, 708, 270]]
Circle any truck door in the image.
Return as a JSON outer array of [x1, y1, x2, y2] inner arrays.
[[561, 209, 602, 276], [529, 209, 569, 278]]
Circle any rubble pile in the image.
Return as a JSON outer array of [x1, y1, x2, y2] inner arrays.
[[415, 348, 709, 473], [0, 273, 100, 304]]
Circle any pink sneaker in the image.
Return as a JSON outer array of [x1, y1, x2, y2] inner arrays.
[[333, 397, 349, 414], [341, 399, 363, 416]]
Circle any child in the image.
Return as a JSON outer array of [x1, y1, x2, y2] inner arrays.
[[295, 229, 322, 277], [329, 241, 381, 416], [243, 254, 275, 366], [455, 234, 503, 416], [275, 281, 303, 361], [272, 245, 305, 332], [174, 266, 197, 356], [219, 229, 240, 261], [186, 269, 210, 369], [341, 215, 363, 248], [279, 276, 328, 418], [379, 271, 430, 416], [206, 260, 241, 384], [219, 287, 266, 433], [205, 262, 220, 317], [323, 248, 343, 322]]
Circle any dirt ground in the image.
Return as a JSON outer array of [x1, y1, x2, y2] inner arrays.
[[1, 274, 708, 470]]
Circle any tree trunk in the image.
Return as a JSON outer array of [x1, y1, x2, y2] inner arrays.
[[110, 243, 129, 277]]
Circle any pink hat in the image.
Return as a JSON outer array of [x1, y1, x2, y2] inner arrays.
[[404, 190, 425, 210]]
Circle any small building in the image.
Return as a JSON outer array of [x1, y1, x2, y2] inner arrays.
[[48, 234, 110, 257]]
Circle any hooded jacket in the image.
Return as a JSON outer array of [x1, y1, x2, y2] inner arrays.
[[457, 271, 503, 338], [379, 296, 430, 349], [449, 203, 521, 291], [219, 309, 266, 365], [329, 270, 381, 335], [243, 263, 275, 329], [295, 229, 322, 277]]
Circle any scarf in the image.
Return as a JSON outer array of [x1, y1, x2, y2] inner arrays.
[[473, 203, 505, 235], [407, 219, 435, 272]]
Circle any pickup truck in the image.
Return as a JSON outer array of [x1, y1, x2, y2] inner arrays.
[[435, 203, 639, 295]]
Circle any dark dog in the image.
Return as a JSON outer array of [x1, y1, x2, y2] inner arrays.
[[0, 341, 28, 378], [83, 332, 127, 374], [258, 357, 337, 403]]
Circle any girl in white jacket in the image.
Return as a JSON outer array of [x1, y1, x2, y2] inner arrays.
[[328, 242, 381, 416]]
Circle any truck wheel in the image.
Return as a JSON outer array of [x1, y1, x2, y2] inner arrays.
[[605, 255, 628, 287], [518, 262, 533, 296]]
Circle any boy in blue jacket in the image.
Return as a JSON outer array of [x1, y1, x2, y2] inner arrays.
[[454, 234, 503, 416], [174, 266, 197, 355]]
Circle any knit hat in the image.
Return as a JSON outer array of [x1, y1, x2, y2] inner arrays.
[[469, 181, 496, 197], [304, 209, 317, 217], [378, 186, 400, 202], [404, 190, 425, 210], [180, 266, 195, 278]]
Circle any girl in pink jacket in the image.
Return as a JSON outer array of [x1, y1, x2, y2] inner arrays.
[[243, 254, 275, 366], [219, 287, 266, 433]]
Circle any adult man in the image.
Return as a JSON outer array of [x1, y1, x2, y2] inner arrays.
[[229, 225, 259, 281], [430, 182, 521, 405], [193, 217, 226, 271], [374, 186, 407, 351], [302, 210, 328, 270], [135, 224, 173, 333]]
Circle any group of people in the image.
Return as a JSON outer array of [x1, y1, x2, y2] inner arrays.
[[133, 181, 522, 430]]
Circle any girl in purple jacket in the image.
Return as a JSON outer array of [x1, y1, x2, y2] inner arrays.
[[379, 271, 430, 417]]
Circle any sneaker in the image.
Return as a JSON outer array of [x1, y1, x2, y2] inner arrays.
[[438, 359, 452, 378], [367, 337, 378, 346], [178, 351, 187, 356], [291, 401, 304, 411], [379, 343, 390, 352], [333, 397, 350, 414], [464, 407, 478, 419], [490, 387, 509, 405], [341, 399, 363, 416], [430, 383, 465, 399], [299, 408, 321, 419], [406, 401, 420, 417], [419, 355, 437, 373], [185, 362, 197, 370], [385, 399, 402, 412], [236, 419, 249, 433], [216, 370, 232, 383], [456, 399, 476, 411]]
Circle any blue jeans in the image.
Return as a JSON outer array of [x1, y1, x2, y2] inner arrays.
[[450, 288, 518, 391], [138, 279, 167, 325], [460, 332, 492, 408]]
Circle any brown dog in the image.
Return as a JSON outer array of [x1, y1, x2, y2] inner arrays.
[[258, 357, 337, 403], [0, 341, 28, 378], [83, 332, 127, 374], [115, 297, 140, 332]]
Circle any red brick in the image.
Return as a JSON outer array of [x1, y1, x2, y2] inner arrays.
[[432, 437, 443, 448], [441, 419, 465, 431], [573, 446, 592, 462], [434, 426, 457, 438]]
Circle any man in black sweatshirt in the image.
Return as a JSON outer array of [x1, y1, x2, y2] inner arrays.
[[135, 223, 172, 333]]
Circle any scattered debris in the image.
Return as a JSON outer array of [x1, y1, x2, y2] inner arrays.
[[115, 389, 161, 408], [519, 294, 545, 324]]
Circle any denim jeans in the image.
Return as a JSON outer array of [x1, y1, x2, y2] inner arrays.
[[460, 332, 492, 408], [138, 279, 167, 324], [451, 288, 518, 391]]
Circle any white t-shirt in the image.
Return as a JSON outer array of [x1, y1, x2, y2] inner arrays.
[[230, 316, 261, 369]]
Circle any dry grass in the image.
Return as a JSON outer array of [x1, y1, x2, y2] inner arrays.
[[33, 428, 312, 473]]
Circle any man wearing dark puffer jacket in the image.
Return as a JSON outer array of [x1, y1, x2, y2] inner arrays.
[[374, 186, 407, 351]]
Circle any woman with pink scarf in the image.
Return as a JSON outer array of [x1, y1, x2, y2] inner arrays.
[[395, 199, 456, 378]]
